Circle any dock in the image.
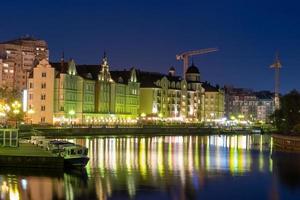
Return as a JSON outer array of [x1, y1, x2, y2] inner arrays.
[[0, 143, 64, 168]]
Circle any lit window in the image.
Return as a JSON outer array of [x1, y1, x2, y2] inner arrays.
[[3, 63, 8, 67], [4, 69, 8, 73], [9, 70, 14, 73]]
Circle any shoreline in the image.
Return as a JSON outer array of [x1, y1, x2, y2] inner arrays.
[[19, 127, 268, 137]]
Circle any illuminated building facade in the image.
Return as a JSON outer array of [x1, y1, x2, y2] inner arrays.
[[202, 82, 225, 121], [0, 36, 48, 91], [27, 54, 139, 124], [139, 64, 206, 121], [225, 86, 274, 122]]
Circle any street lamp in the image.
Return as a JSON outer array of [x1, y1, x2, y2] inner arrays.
[[27, 109, 35, 125], [12, 101, 21, 128]]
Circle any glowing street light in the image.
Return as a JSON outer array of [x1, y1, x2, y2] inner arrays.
[[11, 100, 21, 128]]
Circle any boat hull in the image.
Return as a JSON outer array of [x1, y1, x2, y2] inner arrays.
[[64, 157, 90, 168]]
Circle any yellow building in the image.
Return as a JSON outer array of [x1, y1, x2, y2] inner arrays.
[[139, 65, 205, 122], [202, 82, 225, 122]]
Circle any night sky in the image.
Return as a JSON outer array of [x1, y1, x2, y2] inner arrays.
[[1, 0, 299, 93]]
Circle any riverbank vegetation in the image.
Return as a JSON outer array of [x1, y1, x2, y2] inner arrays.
[[273, 90, 300, 134]]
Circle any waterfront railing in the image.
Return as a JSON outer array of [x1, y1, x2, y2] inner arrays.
[[0, 129, 19, 147]]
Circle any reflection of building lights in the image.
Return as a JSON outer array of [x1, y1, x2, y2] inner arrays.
[[80, 134, 270, 197], [21, 179, 27, 190], [1, 181, 9, 192]]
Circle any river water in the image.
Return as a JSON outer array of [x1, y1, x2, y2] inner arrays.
[[0, 134, 300, 200]]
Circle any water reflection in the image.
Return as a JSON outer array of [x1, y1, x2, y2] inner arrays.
[[83, 135, 272, 199], [1, 134, 299, 200]]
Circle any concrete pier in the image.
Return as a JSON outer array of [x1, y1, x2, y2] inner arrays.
[[0, 143, 64, 168]]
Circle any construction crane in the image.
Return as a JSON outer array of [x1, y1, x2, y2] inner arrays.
[[270, 52, 282, 110], [176, 48, 218, 78]]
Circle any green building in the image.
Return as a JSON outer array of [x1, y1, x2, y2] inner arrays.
[[27, 55, 140, 125]]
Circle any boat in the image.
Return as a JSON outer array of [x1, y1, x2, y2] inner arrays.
[[59, 144, 89, 168], [47, 140, 89, 167], [47, 140, 74, 153]]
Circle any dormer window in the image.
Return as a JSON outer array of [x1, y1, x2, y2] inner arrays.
[[118, 77, 123, 83]]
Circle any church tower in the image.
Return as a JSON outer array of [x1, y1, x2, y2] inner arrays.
[[98, 53, 112, 82]]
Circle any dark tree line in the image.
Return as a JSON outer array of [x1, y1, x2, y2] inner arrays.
[[272, 90, 300, 134]]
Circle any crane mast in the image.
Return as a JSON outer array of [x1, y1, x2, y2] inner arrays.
[[176, 48, 218, 79], [270, 53, 282, 110]]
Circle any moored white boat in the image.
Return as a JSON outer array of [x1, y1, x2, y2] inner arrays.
[[59, 144, 89, 167], [47, 140, 89, 167]]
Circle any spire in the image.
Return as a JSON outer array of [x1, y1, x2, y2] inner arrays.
[[60, 51, 65, 67], [191, 59, 195, 67], [60, 51, 68, 73], [101, 51, 109, 67], [98, 52, 112, 82]]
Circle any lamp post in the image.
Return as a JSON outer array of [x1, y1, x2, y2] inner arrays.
[[27, 109, 35, 125], [12, 101, 21, 128], [0, 103, 6, 124]]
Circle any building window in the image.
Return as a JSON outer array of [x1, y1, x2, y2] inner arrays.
[[42, 72, 46, 77], [29, 82, 33, 88], [41, 117, 45, 123], [41, 94, 46, 100], [29, 94, 33, 100], [41, 83, 46, 89], [41, 105, 45, 111], [60, 106, 64, 111]]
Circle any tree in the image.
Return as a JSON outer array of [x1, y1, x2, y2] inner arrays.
[[273, 90, 300, 133], [0, 87, 22, 102]]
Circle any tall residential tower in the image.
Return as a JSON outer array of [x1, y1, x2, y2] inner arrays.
[[0, 36, 49, 91]]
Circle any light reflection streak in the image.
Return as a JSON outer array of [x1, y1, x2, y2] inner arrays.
[[0, 134, 272, 200]]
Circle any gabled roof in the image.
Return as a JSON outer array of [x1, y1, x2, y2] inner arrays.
[[136, 70, 182, 88], [76, 64, 100, 80], [110, 70, 132, 84], [202, 82, 219, 92]]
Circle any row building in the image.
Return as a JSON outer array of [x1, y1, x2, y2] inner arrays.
[[27, 54, 225, 125], [224, 86, 275, 122], [139, 65, 224, 122], [27, 55, 139, 125]]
